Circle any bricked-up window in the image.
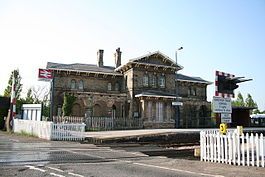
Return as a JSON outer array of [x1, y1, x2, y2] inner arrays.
[[71, 79, 76, 89], [78, 80, 84, 90], [159, 75, 165, 88], [143, 74, 149, 87], [108, 82, 112, 91]]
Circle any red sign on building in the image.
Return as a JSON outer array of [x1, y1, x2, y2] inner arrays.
[[38, 69, 53, 81]]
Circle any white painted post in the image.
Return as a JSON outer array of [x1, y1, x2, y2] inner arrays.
[[242, 133, 245, 166], [217, 133, 220, 163], [246, 133, 250, 166], [200, 132, 204, 161], [221, 135, 224, 163], [237, 134, 241, 166], [225, 134, 228, 164], [260, 134, 264, 167], [213, 134, 217, 162], [232, 133, 236, 165], [251, 133, 255, 166], [255, 134, 260, 167], [206, 133, 210, 161], [210, 134, 214, 162], [228, 133, 232, 165]]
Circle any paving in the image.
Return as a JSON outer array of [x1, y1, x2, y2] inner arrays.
[[84, 127, 265, 144]]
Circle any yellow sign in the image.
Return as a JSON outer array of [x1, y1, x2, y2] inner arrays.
[[220, 123, 227, 135]]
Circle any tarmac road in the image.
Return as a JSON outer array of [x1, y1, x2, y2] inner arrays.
[[0, 131, 265, 177]]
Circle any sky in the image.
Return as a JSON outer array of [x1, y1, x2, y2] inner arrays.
[[0, 0, 264, 110]]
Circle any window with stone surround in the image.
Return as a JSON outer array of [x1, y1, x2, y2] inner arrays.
[[71, 79, 76, 89], [151, 74, 157, 88], [143, 74, 149, 87], [78, 80, 84, 90], [108, 82, 112, 91], [159, 74, 165, 88]]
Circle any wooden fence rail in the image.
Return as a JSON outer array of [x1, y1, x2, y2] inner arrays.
[[200, 130, 265, 167]]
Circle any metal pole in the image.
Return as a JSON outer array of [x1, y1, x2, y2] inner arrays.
[[49, 76, 54, 121], [175, 47, 183, 128]]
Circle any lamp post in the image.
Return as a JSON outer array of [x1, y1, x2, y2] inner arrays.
[[175, 46, 183, 128]]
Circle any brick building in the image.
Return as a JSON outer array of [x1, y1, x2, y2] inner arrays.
[[47, 48, 212, 128]]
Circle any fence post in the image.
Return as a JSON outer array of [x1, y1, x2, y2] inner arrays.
[[228, 133, 232, 165], [251, 133, 255, 166], [260, 133, 264, 167], [237, 133, 241, 166], [246, 133, 250, 166], [255, 133, 260, 167], [232, 133, 236, 165], [242, 133, 245, 166]]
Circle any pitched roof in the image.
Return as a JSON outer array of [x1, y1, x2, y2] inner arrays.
[[177, 73, 212, 85], [115, 51, 183, 71], [46, 62, 122, 75]]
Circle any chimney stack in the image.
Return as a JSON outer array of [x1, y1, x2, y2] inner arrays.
[[97, 49, 104, 67], [114, 47, 122, 68]]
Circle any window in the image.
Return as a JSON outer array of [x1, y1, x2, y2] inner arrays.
[[151, 75, 157, 88], [159, 75, 165, 88], [143, 74, 149, 87], [108, 82, 112, 91], [189, 86, 197, 96], [115, 82, 119, 91], [71, 79, 76, 89], [78, 80, 84, 90]]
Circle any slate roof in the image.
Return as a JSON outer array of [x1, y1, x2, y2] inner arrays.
[[46, 62, 122, 75], [177, 73, 212, 85]]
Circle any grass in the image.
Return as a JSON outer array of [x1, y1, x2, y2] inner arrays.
[[16, 130, 38, 138]]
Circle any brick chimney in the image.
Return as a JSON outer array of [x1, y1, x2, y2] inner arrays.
[[97, 49, 104, 67], [114, 48, 122, 68]]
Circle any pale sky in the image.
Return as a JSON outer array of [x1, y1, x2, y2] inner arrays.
[[0, 0, 264, 110]]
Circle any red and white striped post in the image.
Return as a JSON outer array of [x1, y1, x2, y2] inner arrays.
[[10, 74, 16, 121]]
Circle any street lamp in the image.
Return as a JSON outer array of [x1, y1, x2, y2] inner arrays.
[[175, 46, 183, 128]]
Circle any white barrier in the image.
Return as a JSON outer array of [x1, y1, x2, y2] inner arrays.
[[200, 130, 265, 167], [14, 119, 85, 141]]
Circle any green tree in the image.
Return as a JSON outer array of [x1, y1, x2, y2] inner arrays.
[[3, 69, 23, 100], [25, 88, 34, 104], [245, 94, 257, 114], [62, 94, 76, 116], [232, 92, 245, 107]]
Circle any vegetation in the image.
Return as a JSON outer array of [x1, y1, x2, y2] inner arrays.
[[232, 92, 260, 114], [4, 69, 23, 100], [62, 93, 76, 116]]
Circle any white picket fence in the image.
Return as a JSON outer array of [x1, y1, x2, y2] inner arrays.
[[51, 123, 85, 141], [200, 130, 265, 167], [14, 119, 85, 141]]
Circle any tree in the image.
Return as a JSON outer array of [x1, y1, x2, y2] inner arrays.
[[62, 94, 76, 116], [3, 69, 23, 100], [245, 94, 257, 114], [232, 92, 245, 107]]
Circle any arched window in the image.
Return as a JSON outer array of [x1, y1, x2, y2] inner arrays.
[[78, 80, 84, 90], [159, 75, 165, 88], [108, 82, 112, 91], [71, 79, 76, 89], [143, 74, 149, 87]]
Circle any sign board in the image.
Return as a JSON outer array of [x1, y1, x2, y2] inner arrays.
[[221, 113, 232, 123], [38, 69, 53, 81], [219, 123, 227, 135], [212, 96, 232, 113], [172, 102, 183, 106]]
